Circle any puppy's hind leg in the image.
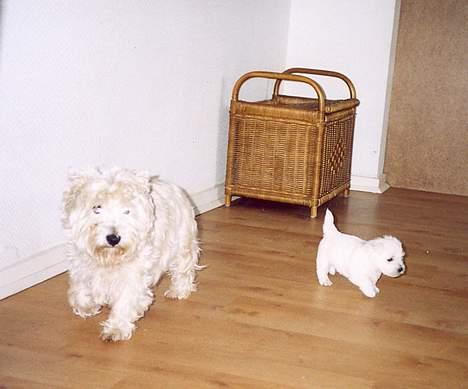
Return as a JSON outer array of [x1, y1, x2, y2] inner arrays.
[[316, 245, 333, 287]]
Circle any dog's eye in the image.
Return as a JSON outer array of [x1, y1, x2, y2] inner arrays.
[[92, 205, 102, 214], [387, 258, 393, 262], [123, 209, 130, 215]]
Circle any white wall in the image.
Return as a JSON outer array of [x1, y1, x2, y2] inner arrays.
[[0, 0, 291, 298], [0, 0, 401, 299], [284, 0, 400, 191]]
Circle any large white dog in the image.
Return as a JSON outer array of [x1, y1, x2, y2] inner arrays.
[[62, 167, 202, 341], [316, 209, 405, 297]]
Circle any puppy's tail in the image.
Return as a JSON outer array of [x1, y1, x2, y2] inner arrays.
[[323, 208, 339, 237]]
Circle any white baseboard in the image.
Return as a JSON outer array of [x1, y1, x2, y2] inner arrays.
[[0, 183, 227, 300], [1, 177, 390, 300], [190, 182, 225, 215], [351, 174, 390, 194], [0, 244, 68, 300]]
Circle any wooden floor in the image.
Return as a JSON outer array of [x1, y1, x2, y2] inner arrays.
[[1, 188, 467, 388]]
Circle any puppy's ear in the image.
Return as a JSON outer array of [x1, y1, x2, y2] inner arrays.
[[363, 238, 385, 259], [62, 170, 90, 228]]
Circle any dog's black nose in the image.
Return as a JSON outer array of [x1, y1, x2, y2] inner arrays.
[[106, 234, 121, 247], [398, 266, 404, 273]]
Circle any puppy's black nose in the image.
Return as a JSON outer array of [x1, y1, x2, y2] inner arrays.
[[398, 266, 404, 273], [106, 234, 121, 247]]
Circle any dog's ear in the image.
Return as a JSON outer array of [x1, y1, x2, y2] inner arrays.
[[62, 170, 92, 228], [366, 237, 381, 250], [131, 170, 154, 194], [134, 170, 151, 184], [363, 238, 385, 260]]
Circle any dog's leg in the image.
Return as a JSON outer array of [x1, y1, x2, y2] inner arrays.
[[317, 271, 333, 287], [316, 246, 333, 286], [164, 266, 197, 299], [68, 281, 102, 318], [165, 242, 200, 299], [100, 284, 153, 341], [357, 280, 379, 298]]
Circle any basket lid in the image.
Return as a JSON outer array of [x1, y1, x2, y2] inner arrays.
[[231, 96, 359, 121], [273, 95, 359, 113]]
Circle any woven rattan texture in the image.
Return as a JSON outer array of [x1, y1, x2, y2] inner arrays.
[[229, 113, 319, 199], [319, 114, 355, 197], [225, 69, 359, 216]]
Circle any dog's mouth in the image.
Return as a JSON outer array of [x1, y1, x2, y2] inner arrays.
[[84, 227, 134, 265], [388, 266, 405, 277], [93, 245, 131, 266]]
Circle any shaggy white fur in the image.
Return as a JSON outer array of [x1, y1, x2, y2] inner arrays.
[[63, 167, 202, 341], [316, 209, 405, 297]]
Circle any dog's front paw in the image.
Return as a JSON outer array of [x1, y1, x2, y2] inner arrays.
[[72, 304, 102, 318], [360, 284, 378, 298], [318, 275, 333, 287], [100, 320, 135, 342], [164, 288, 192, 299], [69, 288, 101, 318]]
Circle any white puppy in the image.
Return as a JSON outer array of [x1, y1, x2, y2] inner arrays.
[[316, 209, 405, 297], [63, 167, 202, 341]]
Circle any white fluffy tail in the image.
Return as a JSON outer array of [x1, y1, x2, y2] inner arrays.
[[323, 209, 338, 237]]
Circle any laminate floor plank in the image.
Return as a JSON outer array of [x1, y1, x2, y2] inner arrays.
[[1, 188, 467, 388]]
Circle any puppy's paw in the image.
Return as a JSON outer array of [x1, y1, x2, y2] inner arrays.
[[318, 276, 333, 287], [100, 320, 135, 342], [359, 285, 378, 298]]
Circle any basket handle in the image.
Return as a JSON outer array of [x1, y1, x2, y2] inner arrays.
[[273, 68, 356, 99], [232, 71, 326, 113]]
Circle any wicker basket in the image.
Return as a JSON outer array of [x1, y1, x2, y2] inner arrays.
[[224, 68, 359, 218]]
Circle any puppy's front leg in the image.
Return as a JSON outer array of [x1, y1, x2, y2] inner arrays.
[[100, 283, 153, 341], [358, 280, 379, 298]]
